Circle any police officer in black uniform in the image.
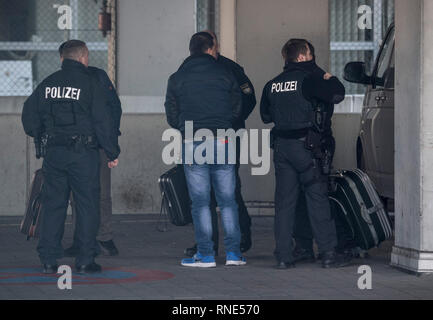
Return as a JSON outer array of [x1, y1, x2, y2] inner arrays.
[[184, 30, 256, 257], [260, 39, 346, 269], [21, 40, 120, 274], [290, 40, 355, 264], [56, 42, 123, 258]]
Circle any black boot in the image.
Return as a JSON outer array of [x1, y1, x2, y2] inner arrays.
[[184, 243, 218, 257], [240, 232, 252, 253], [292, 246, 315, 263], [76, 262, 102, 274], [98, 240, 119, 256], [184, 244, 197, 257], [42, 264, 58, 274], [275, 261, 296, 269], [321, 251, 336, 268], [321, 250, 352, 268]]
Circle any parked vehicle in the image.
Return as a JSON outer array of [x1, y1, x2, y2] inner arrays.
[[344, 23, 395, 201]]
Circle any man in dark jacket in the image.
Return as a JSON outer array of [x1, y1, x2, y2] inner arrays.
[[260, 39, 347, 269], [183, 31, 256, 257], [57, 42, 123, 257], [164, 32, 245, 267], [21, 40, 120, 274]]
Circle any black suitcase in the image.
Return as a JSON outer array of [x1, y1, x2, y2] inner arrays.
[[329, 169, 393, 250], [158, 165, 192, 226], [20, 169, 44, 239]]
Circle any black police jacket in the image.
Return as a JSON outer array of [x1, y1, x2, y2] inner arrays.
[[285, 60, 337, 137], [88, 66, 122, 136], [217, 55, 256, 130], [260, 61, 345, 131], [21, 59, 120, 161], [164, 53, 242, 134]]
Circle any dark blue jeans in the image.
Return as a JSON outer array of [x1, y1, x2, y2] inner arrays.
[[183, 138, 241, 256]]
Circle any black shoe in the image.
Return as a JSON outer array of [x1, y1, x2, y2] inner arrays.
[[321, 251, 336, 268], [98, 240, 119, 256], [321, 250, 352, 268], [292, 247, 315, 263], [184, 244, 218, 257], [42, 264, 58, 274], [184, 244, 197, 257], [336, 249, 353, 267], [275, 261, 296, 269], [240, 233, 252, 253], [64, 245, 80, 257], [76, 262, 102, 274]]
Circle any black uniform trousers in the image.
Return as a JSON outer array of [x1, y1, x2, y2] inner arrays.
[[273, 137, 337, 263], [37, 145, 101, 266], [294, 193, 358, 253], [293, 133, 357, 254]]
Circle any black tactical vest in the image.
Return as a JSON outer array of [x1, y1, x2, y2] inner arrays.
[[266, 67, 314, 131], [38, 60, 96, 137]]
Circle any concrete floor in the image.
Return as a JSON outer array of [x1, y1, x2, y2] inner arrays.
[[0, 214, 432, 300]]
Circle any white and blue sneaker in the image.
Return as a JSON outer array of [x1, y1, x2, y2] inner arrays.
[[225, 252, 247, 266], [181, 253, 216, 268]]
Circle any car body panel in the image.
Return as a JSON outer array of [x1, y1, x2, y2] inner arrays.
[[355, 24, 395, 199]]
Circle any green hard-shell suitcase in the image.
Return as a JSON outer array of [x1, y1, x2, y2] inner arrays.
[[329, 169, 393, 250]]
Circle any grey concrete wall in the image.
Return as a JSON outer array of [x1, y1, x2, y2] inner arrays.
[[112, 114, 171, 214], [0, 114, 27, 215], [235, 0, 331, 202], [117, 0, 195, 97]]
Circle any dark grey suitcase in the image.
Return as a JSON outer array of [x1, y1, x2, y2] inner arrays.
[[158, 165, 192, 226], [20, 169, 44, 239], [329, 169, 393, 250]]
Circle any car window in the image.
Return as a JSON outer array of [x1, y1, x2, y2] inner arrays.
[[384, 47, 395, 89], [375, 27, 395, 88]]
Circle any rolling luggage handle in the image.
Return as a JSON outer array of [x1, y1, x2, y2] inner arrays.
[[28, 194, 42, 240], [156, 181, 169, 232], [20, 169, 44, 240], [352, 169, 393, 238], [359, 202, 374, 226]]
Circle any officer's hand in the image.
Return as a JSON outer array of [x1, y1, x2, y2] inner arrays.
[[324, 73, 333, 80], [108, 159, 119, 168]]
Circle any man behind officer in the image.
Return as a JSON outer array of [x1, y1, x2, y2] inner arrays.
[[165, 32, 245, 267], [22, 40, 120, 274], [56, 42, 122, 257], [260, 39, 346, 269], [288, 40, 355, 264], [183, 30, 256, 257]]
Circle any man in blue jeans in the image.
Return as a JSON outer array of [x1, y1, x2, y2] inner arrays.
[[164, 32, 246, 267]]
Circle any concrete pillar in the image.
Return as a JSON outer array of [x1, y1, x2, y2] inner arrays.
[[391, 0, 433, 273], [219, 0, 237, 61]]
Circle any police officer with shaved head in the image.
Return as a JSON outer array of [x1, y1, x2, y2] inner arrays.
[[22, 40, 120, 274], [260, 39, 347, 269], [57, 41, 122, 258]]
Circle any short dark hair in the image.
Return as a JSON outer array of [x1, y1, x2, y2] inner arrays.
[[203, 30, 218, 43], [58, 40, 88, 60], [281, 38, 313, 63], [189, 32, 214, 55]]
